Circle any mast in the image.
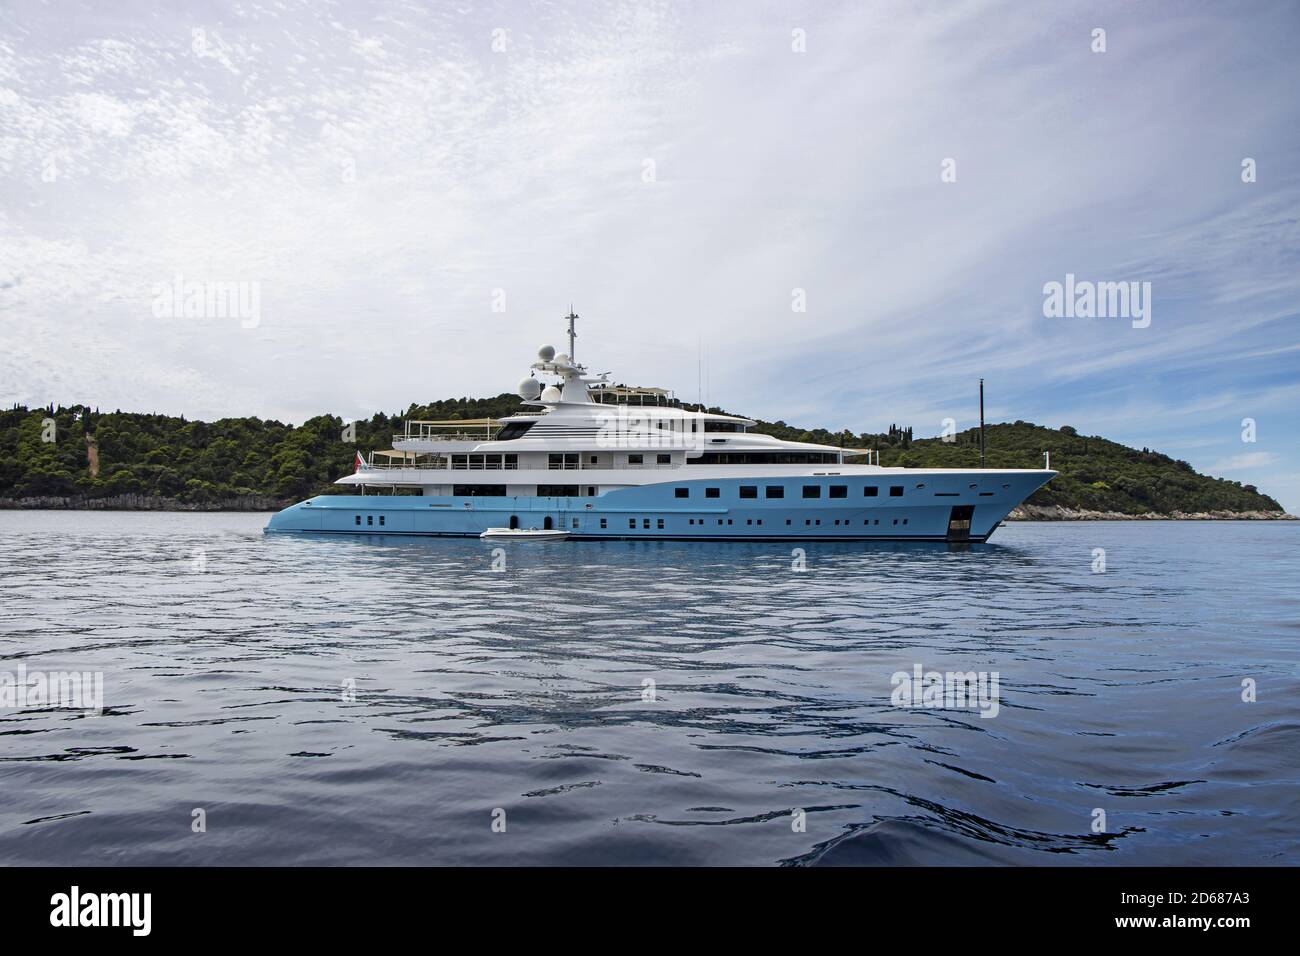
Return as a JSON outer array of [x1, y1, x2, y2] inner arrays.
[[979, 378, 986, 469], [565, 305, 579, 362]]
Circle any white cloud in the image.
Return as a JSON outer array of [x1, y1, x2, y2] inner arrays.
[[0, 0, 1297, 509]]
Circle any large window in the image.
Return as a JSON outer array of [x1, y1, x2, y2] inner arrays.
[[453, 453, 517, 470], [675, 487, 689, 498], [864, 486, 879, 497], [702, 421, 746, 432], [739, 486, 757, 499], [889, 485, 904, 497], [657, 453, 671, 464], [537, 484, 579, 497], [495, 421, 535, 441], [765, 486, 784, 498], [802, 485, 821, 499], [628, 454, 643, 464], [548, 453, 579, 470], [829, 485, 847, 499], [705, 488, 720, 498], [453, 484, 506, 496]]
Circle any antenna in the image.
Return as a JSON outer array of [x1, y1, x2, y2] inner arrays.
[[565, 305, 579, 362], [979, 378, 986, 469]]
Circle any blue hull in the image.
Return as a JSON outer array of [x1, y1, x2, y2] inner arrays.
[[266, 473, 1050, 542]]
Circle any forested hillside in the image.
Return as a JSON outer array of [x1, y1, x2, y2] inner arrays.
[[0, 399, 1285, 515]]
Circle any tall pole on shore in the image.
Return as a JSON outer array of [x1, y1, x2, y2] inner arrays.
[[979, 379, 986, 469]]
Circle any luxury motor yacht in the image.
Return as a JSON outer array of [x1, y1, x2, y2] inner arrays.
[[265, 313, 1054, 541]]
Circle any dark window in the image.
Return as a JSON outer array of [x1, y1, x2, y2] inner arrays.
[[586, 486, 596, 496], [643, 518, 650, 529], [802, 485, 821, 499], [675, 488, 689, 498], [367, 515, 373, 525], [572, 518, 579, 528], [657, 518, 664, 529], [765, 486, 784, 498], [454, 484, 508, 497], [739, 486, 757, 499], [705, 488, 720, 498], [536, 484, 579, 497], [657, 454, 671, 464], [687, 451, 837, 464], [355, 515, 361, 525], [600, 518, 607, 528], [548, 453, 578, 469], [629, 518, 636, 528], [829, 485, 847, 498], [379, 516, 385, 526], [889, 486, 904, 497], [864, 486, 879, 497], [628, 454, 643, 464], [495, 421, 536, 441], [703, 421, 745, 432], [590, 456, 597, 464]]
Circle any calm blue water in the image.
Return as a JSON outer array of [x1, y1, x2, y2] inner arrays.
[[0, 512, 1296, 866]]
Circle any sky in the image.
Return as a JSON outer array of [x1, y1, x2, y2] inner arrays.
[[1, 0, 1298, 510]]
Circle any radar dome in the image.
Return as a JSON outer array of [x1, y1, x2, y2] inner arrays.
[[540, 385, 563, 403], [517, 378, 542, 401], [537, 344, 556, 362], [554, 353, 570, 365]]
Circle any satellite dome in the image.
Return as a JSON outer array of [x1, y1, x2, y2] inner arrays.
[[517, 378, 542, 401], [554, 353, 570, 366], [538, 344, 556, 362], [540, 385, 562, 403]]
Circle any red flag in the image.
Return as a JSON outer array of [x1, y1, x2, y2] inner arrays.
[[354, 451, 364, 473]]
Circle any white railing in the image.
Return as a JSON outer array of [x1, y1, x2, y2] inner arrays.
[[360, 461, 683, 472]]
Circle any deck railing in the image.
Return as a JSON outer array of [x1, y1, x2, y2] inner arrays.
[[360, 461, 683, 472]]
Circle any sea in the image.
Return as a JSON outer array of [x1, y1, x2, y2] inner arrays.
[[0, 512, 1296, 866]]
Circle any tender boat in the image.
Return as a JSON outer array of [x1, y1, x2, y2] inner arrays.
[[480, 527, 570, 541], [266, 310, 1055, 542]]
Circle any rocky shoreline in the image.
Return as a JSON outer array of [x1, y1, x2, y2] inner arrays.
[[1006, 504, 1296, 521], [0, 494, 289, 512]]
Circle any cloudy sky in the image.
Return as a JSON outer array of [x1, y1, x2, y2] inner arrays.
[[2, 0, 1298, 509]]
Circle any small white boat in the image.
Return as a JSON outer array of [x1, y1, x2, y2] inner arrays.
[[479, 527, 571, 541]]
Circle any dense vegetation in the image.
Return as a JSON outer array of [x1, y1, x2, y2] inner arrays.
[[0, 398, 1284, 515]]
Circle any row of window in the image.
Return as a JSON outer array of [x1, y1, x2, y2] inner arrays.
[[674, 484, 906, 499], [589, 516, 912, 530], [687, 452, 841, 464], [451, 454, 518, 469], [355, 512, 911, 531]]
